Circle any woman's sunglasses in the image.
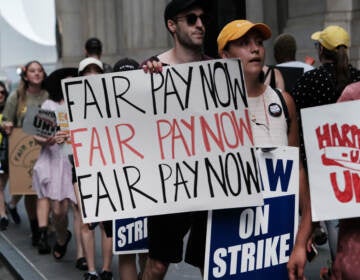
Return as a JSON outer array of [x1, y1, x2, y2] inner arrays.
[[174, 13, 210, 26]]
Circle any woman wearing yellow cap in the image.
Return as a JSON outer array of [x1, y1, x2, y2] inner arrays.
[[217, 19, 313, 280], [291, 25, 360, 279]]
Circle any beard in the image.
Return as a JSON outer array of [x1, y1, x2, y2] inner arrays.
[[175, 28, 204, 52]]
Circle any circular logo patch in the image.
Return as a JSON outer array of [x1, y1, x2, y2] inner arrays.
[[268, 103, 282, 117]]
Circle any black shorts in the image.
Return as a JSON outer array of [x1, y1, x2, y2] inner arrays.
[[148, 211, 207, 269], [102, 220, 113, 238], [88, 220, 113, 238]]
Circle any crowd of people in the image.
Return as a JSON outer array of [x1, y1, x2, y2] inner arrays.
[[0, 0, 359, 279]]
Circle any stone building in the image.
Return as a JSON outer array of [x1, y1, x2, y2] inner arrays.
[[56, 0, 360, 68]]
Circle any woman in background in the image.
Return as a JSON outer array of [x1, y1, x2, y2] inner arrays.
[[2, 60, 49, 245], [291, 25, 360, 278], [32, 68, 78, 259]]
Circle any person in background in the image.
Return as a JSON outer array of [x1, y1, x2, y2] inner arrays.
[[32, 68, 76, 257], [2, 60, 49, 246], [273, 33, 315, 102], [316, 81, 360, 279], [84, 37, 113, 73], [274, 33, 314, 73], [273, 32, 328, 251], [76, 57, 113, 280], [141, 0, 211, 279], [217, 19, 313, 280], [291, 25, 360, 277], [43, 67, 88, 270], [0, 81, 9, 230], [113, 57, 148, 280]]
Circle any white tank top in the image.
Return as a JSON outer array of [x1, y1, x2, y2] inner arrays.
[[248, 86, 288, 146]]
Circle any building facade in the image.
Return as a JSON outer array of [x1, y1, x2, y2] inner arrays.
[[56, 0, 360, 68]]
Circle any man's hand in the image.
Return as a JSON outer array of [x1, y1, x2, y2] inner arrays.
[[142, 60, 163, 73], [287, 243, 307, 280]]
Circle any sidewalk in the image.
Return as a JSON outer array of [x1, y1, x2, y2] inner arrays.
[[0, 202, 112, 279], [0, 191, 199, 280], [0, 188, 331, 279]]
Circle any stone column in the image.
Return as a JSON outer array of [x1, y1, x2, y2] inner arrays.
[[245, 0, 282, 64], [282, 0, 326, 65], [116, 0, 170, 63], [55, 0, 83, 66], [325, 0, 360, 67], [80, 0, 118, 65]]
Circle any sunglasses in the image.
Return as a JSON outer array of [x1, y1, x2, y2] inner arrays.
[[0, 90, 5, 95], [174, 13, 210, 26]]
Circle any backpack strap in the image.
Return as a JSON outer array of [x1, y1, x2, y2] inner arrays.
[[264, 66, 276, 89], [273, 88, 290, 133]]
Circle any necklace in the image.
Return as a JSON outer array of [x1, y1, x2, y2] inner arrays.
[[249, 92, 270, 131]]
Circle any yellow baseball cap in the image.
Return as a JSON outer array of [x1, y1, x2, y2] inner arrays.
[[217, 20, 272, 54], [311, 25, 350, 51]]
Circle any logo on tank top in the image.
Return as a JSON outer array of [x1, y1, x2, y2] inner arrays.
[[268, 103, 282, 117]]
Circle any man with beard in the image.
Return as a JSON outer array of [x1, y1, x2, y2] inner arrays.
[[141, 0, 211, 279]]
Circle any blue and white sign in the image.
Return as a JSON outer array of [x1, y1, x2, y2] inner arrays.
[[204, 147, 299, 279], [113, 217, 148, 254]]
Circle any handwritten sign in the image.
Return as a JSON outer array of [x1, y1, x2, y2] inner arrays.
[[56, 104, 73, 155], [62, 59, 263, 223], [204, 147, 299, 279], [8, 128, 40, 195], [301, 100, 360, 221]]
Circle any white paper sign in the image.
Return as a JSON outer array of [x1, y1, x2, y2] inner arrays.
[[62, 59, 264, 223], [301, 100, 360, 221]]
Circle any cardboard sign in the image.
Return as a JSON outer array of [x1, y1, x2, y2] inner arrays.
[[204, 147, 299, 279], [62, 58, 264, 223], [8, 128, 40, 195], [56, 104, 73, 155], [301, 100, 360, 221], [113, 217, 148, 254]]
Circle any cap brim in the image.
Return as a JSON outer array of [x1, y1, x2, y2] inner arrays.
[[311, 31, 321, 40]]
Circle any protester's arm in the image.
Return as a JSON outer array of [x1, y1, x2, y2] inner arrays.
[[288, 163, 313, 280], [283, 91, 313, 279], [283, 91, 298, 147], [2, 92, 18, 135]]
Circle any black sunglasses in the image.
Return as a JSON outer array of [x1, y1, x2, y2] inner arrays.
[[174, 13, 210, 26], [0, 90, 5, 95]]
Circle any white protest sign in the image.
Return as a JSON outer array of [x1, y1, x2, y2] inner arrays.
[[301, 100, 360, 221], [62, 58, 263, 223], [23, 106, 58, 137]]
